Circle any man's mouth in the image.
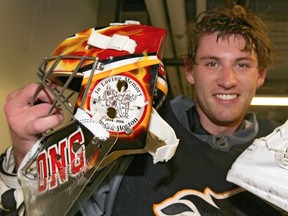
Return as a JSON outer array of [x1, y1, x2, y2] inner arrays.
[[215, 94, 238, 100]]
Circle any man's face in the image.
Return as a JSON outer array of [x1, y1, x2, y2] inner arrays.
[[185, 32, 266, 134]]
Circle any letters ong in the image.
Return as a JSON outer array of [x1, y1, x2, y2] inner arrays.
[[37, 128, 86, 192]]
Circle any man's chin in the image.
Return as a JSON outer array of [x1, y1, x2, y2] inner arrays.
[[213, 113, 243, 127]]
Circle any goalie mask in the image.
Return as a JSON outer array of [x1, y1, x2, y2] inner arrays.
[[18, 21, 179, 216]]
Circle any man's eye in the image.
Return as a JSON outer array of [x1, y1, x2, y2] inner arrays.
[[238, 63, 250, 68], [206, 62, 217, 67]]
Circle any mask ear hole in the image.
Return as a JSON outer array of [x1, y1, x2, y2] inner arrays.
[[56, 154, 62, 161], [72, 142, 83, 154], [107, 107, 117, 119]]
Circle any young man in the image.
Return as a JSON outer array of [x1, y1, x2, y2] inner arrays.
[[107, 5, 283, 215], [1, 4, 284, 215]]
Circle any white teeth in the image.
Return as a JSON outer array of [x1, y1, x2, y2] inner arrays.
[[216, 94, 237, 100]]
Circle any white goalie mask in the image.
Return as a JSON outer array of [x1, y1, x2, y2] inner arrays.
[[18, 21, 179, 216]]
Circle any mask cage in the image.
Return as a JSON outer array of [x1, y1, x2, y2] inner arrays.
[[33, 55, 104, 134]]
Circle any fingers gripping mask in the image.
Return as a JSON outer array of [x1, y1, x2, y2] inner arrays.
[[18, 21, 179, 216]]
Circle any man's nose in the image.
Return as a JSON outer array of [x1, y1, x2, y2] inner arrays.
[[217, 66, 237, 89]]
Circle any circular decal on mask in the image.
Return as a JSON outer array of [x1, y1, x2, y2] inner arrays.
[[88, 74, 148, 134]]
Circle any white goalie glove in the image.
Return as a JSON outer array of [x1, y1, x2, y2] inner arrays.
[[227, 120, 288, 212]]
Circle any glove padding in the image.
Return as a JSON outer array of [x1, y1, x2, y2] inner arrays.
[[227, 120, 288, 212]]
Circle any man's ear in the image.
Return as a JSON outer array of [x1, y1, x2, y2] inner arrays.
[[184, 58, 195, 85], [256, 69, 267, 88]]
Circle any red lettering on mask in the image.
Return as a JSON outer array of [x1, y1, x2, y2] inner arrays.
[[37, 128, 86, 192]]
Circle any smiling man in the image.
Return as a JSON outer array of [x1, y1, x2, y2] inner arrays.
[[109, 5, 283, 215], [185, 32, 267, 135]]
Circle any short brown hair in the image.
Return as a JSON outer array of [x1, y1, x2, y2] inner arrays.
[[187, 4, 277, 71]]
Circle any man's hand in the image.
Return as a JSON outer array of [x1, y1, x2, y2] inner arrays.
[[4, 83, 64, 169]]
